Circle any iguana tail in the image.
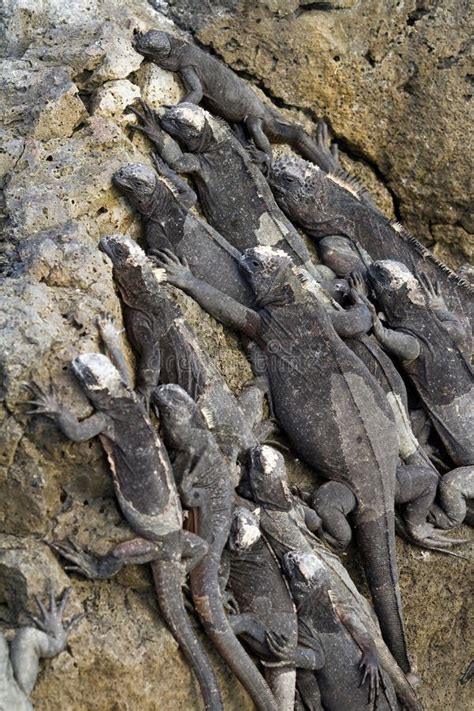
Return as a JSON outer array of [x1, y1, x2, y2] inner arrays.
[[190, 556, 279, 711], [355, 511, 411, 674], [152, 560, 223, 711]]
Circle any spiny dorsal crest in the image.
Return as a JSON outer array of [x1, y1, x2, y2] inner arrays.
[[200, 406, 215, 430], [327, 170, 363, 200]]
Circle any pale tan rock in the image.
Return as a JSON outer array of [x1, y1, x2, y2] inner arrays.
[[91, 79, 141, 123], [134, 63, 185, 108]]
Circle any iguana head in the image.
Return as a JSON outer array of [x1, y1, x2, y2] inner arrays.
[[239, 445, 292, 511], [318, 235, 369, 278], [112, 164, 160, 215], [282, 551, 331, 599], [133, 29, 173, 61], [154, 383, 205, 448], [229, 507, 261, 553], [99, 234, 163, 301], [268, 156, 321, 217], [240, 246, 318, 307], [367, 259, 426, 318], [72, 353, 128, 404], [160, 104, 214, 152]]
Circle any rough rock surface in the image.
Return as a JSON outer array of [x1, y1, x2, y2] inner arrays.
[[0, 2, 471, 710]]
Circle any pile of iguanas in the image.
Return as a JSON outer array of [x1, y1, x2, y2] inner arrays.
[[27, 28, 472, 711]]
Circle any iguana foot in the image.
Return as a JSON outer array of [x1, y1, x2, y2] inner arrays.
[[407, 522, 471, 547], [51, 539, 121, 579], [24, 382, 62, 418], [358, 648, 380, 704], [30, 587, 84, 655], [264, 631, 295, 668]]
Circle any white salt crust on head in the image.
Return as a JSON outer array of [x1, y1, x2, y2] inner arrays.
[[376, 259, 425, 305], [233, 508, 261, 550], [273, 155, 320, 184], [73, 353, 123, 394], [172, 104, 207, 130], [252, 246, 292, 263], [105, 234, 148, 267], [290, 552, 326, 581]]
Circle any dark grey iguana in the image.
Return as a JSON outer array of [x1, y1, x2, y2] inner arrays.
[[267, 154, 474, 328], [99, 234, 268, 471], [128, 100, 328, 282], [236, 445, 422, 711], [282, 551, 399, 711], [0, 588, 82, 711], [154, 245, 426, 674], [132, 30, 338, 173], [153, 384, 279, 711], [27, 341, 222, 711], [367, 261, 473, 468], [112, 160, 254, 305], [223, 501, 324, 710]]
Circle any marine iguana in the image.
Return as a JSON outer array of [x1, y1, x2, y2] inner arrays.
[[283, 551, 400, 711], [132, 30, 338, 173], [154, 245, 420, 674], [112, 160, 254, 305], [237, 445, 422, 711], [128, 100, 328, 282], [99, 234, 268, 471], [27, 343, 221, 711], [267, 155, 474, 327], [367, 261, 473, 468], [154, 384, 279, 711], [223, 502, 324, 710], [0, 588, 82, 711]]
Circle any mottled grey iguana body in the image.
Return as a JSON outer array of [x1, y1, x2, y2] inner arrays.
[[133, 30, 338, 172], [0, 589, 82, 711], [112, 160, 254, 305], [224, 501, 324, 710], [155, 246, 415, 674], [268, 155, 474, 328], [237, 445, 422, 711], [367, 261, 473, 468], [283, 552, 399, 711], [99, 234, 265, 471], [28, 350, 221, 711], [129, 101, 326, 281], [154, 384, 278, 711]]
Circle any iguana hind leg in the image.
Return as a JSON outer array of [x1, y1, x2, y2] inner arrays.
[[311, 481, 356, 549], [263, 115, 337, 174], [430, 465, 474, 529]]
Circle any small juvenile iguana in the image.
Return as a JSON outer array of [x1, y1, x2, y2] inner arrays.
[[99, 234, 268, 471], [28, 344, 221, 711], [223, 502, 324, 710], [128, 100, 326, 282], [268, 155, 474, 328], [112, 160, 254, 305], [282, 552, 399, 711], [0, 588, 82, 711], [237, 445, 422, 711], [132, 30, 338, 172], [154, 383, 278, 711], [154, 245, 414, 673]]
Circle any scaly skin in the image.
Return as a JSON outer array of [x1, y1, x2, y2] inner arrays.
[[128, 100, 330, 283], [112, 159, 254, 305], [268, 153, 474, 328], [155, 384, 278, 711], [99, 234, 264, 471], [28, 352, 221, 711], [237, 446, 422, 711], [283, 552, 399, 711], [156, 246, 412, 674], [0, 588, 82, 711], [224, 501, 323, 710], [132, 30, 338, 172], [367, 261, 473, 468]]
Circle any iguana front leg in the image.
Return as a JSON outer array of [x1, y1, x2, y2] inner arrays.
[[265, 631, 325, 671], [11, 588, 83, 696], [430, 465, 474, 529], [26, 384, 108, 441], [179, 66, 204, 104], [51, 537, 181, 579], [370, 306, 420, 362], [154, 249, 263, 340], [151, 153, 197, 209], [311, 481, 357, 549], [128, 99, 201, 174], [97, 314, 133, 388], [123, 308, 161, 409]]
